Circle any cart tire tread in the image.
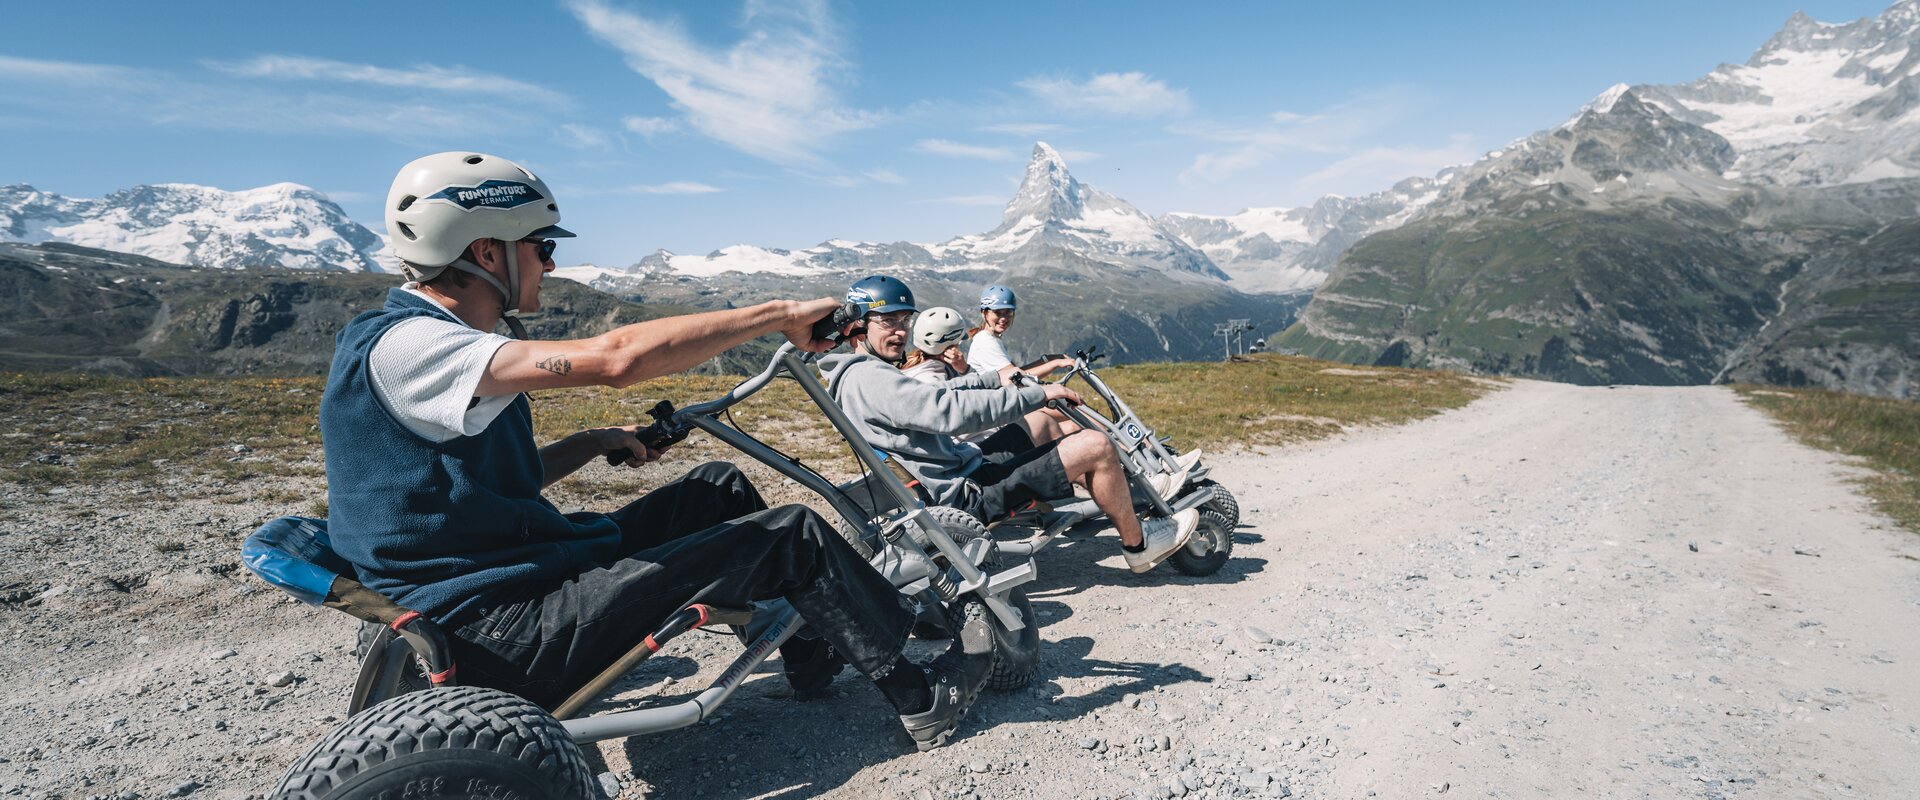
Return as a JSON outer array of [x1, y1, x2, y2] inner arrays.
[[273, 686, 597, 800]]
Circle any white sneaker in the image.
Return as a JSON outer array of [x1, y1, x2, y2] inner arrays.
[[1122, 509, 1200, 573], [1173, 449, 1203, 473], [1146, 466, 1192, 503]]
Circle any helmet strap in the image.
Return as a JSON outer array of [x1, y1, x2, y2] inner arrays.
[[444, 243, 526, 339]]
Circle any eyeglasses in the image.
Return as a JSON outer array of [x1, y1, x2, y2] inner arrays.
[[867, 312, 914, 331], [522, 238, 558, 262]]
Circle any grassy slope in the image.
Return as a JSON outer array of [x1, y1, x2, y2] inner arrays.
[[1275, 203, 1789, 385], [0, 355, 1491, 499], [1736, 385, 1920, 533]]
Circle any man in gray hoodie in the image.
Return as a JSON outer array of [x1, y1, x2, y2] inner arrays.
[[818, 276, 1199, 573]]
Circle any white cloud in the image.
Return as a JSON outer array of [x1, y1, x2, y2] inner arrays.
[[627, 181, 723, 195], [0, 54, 142, 85], [862, 168, 905, 184], [622, 115, 681, 138], [1019, 71, 1191, 117], [558, 124, 613, 149], [205, 55, 568, 106], [1178, 88, 1434, 184], [914, 139, 1018, 161], [569, 0, 880, 168], [979, 122, 1073, 137], [1293, 135, 1478, 196], [0, 54, 523, 135], [918, 194, 1006, 206]]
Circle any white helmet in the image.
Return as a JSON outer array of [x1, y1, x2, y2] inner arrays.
[[384, 152, 574, 333], [912, 307, 968, 355]]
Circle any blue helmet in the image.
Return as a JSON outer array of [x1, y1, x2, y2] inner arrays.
[[979, 284, 1017, 311], [847, 275, 917, 315]]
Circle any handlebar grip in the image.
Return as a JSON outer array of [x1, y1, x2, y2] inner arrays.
[[810, 301, 865, 344]]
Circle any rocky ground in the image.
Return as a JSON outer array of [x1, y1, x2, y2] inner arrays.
[[2, 381, 1917, 798]]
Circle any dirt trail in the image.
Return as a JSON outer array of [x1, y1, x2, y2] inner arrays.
[[3, 380, 1917, 799]]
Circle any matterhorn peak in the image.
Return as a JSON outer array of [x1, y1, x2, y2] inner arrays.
[[997, 141, 1087, 232]]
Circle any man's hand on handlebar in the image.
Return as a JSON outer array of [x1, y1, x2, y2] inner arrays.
[[781, 297, 847, 353], [1042, 384, 1083, 406], [594, 425, 670, 468]]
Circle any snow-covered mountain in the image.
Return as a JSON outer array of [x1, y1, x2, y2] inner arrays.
[[556, 142, 1227, 290], [1160, 0, 1920, 293], [0, 182, 391, 272], [1635, 2, 1920, 186], [1159, 176, 1451, 294]]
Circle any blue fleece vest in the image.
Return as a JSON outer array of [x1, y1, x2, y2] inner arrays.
[[320, 288, 621, 623]]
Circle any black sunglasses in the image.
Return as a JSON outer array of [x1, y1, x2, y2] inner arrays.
[[522, 238, 557, 262]]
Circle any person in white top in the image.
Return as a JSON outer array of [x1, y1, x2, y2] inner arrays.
[[325, 151, 992, 752], [905, 306, 1076, 444], [965, 284, 1018, 373]]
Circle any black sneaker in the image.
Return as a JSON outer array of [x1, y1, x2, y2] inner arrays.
[[781, 633, 844, 701], [898, 599, 995, 750]]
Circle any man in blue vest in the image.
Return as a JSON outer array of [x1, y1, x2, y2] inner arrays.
[[320, 152, 988, 750]]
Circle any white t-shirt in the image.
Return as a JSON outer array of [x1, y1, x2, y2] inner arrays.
[[367, 286, 518, 443], [968, 330, 1012, 372]]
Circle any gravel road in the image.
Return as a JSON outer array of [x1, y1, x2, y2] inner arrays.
[[3, 380, 1917, 799]]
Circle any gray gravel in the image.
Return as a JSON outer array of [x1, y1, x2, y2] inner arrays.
[[2, 381, 1918, 798]]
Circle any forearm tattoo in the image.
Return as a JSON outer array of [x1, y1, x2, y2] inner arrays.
[[535, 355, 574, 376]]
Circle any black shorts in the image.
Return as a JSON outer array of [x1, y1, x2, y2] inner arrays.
[[959, 425, 1075, 522]]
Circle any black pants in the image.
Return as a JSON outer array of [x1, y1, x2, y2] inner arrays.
[[959, 425, 1076, 523], [445, 462, 915, 708]]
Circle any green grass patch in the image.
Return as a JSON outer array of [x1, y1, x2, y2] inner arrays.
[[1737, 385, 1920, 533], [1094, 354, 1494, 450], [2, 357, 1493, 493]]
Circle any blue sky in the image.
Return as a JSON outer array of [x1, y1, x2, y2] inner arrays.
[[0, 0, 1900, 266]]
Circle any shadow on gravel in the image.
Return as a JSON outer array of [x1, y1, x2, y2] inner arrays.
[[605, 633, 1209, 798], [1008, 526, 1269, 600]]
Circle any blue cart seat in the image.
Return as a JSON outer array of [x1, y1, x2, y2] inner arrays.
[[242, 516, 352, 606]]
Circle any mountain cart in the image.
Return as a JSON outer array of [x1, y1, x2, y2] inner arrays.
[[985, 345, 1240, 576], [243, 331, 1041, 798]]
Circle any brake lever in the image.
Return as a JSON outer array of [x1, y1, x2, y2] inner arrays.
[[809, 301, 866, 345], [604, 400, 692, 465]]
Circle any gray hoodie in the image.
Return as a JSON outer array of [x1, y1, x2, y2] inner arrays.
[[817, 351, 1049, 504]]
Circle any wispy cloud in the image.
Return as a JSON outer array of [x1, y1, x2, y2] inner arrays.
[[558, 123, 613, 149], [626, 181, 723, 195], [569, 0, 880, 168], [1019, 72, 1190, 117], [1293, 134, 1478, 196], [1178, 88, 1439, 183], [0, 54, 527, 135], [914, 139, 1018, 161], [979, 122, 1073, 137], [862, 168, 905, 184], [0, 54, 143, 85], [622, 115, 681, 138], [205, 55, 568, 106], [918, 194, 1006, 206]]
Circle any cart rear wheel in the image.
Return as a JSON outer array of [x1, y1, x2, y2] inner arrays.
[[923, 506, 1040, 690], [273, 686, 596, 800]]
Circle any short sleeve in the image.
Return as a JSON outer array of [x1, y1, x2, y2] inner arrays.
[[968, 333, 1012, 372], [367, 316, 517, 443]]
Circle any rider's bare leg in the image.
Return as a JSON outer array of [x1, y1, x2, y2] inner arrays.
[[1055, 429, 1143, 546], [1017, 407, 1081, 445]]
